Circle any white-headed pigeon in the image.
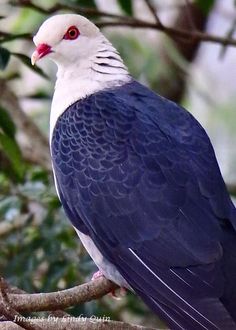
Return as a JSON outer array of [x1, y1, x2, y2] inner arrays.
[[31, 14, 236, 330]]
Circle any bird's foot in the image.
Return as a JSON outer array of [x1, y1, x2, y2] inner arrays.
[[91, 270, 104, 281], [91, 270, 127, 299], [108, 286, 127, 300]]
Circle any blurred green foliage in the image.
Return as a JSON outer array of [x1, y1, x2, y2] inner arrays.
[[0, 47, 11, 70], [0, 106, 25, 180], [195, 0, 215, 14], [71, 0, 97, 8], [117, 0, 133, 16]]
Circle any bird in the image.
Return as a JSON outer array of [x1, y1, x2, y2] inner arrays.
[[31, 14, 236, 330]]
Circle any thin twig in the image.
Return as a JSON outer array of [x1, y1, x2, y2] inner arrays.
[[0, 31, 32, 43], [219, 17, 236, 59], [144, 0, 163, 26]]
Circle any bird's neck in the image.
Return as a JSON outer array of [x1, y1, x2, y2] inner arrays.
[[50, 35, 131, 141]]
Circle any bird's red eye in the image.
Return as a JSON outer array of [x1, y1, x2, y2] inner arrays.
[[63, 26, 80, 40]]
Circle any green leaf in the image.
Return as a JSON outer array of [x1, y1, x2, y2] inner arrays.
[[117, 0, 133, 16], [29, 167, 49, 183], [0, 106, 16, 138], [12, 53, 48, 79], [0, 47, 11, 70], [63, 0, 97, 8], [195, 0, 215, 15], [0, 133, 25, 180], [24, 90, 50, 100], [73, 0, 96, 8]]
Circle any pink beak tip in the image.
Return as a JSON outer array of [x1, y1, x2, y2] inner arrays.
[[31, 43, 52, 66]]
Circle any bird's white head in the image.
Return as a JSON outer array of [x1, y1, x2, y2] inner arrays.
[[31, 14, 101, 67], [32, 14, 130, 140], [31, 14, 129, 79]]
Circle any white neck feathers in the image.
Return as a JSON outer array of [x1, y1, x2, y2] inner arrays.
[[50, 34, 131, 141]]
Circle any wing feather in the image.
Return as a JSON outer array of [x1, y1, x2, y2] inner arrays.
[[51, 80, 236, 328]]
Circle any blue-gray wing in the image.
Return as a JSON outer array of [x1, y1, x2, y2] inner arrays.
[[51, 81, 236, 329]]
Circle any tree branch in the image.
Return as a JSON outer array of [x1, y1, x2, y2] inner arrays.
[[8, 0, 236, 48], [96, 20, 236, 47], [0, 278, 43, 330], [7, 277, 118, 313], [1, 319, 157, 330], [9, 0, 131, 21], [0, 278, 157, 330], [184, 0, 197, 30]]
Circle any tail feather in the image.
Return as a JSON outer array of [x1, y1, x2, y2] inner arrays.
[[221, 225, 236, 321], [136, 289, 196, 330], [115, 248, 236, 330], [136, 289, 236, 330]]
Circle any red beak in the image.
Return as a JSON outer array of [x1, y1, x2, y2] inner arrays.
[[31, 43, 52, 65]]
